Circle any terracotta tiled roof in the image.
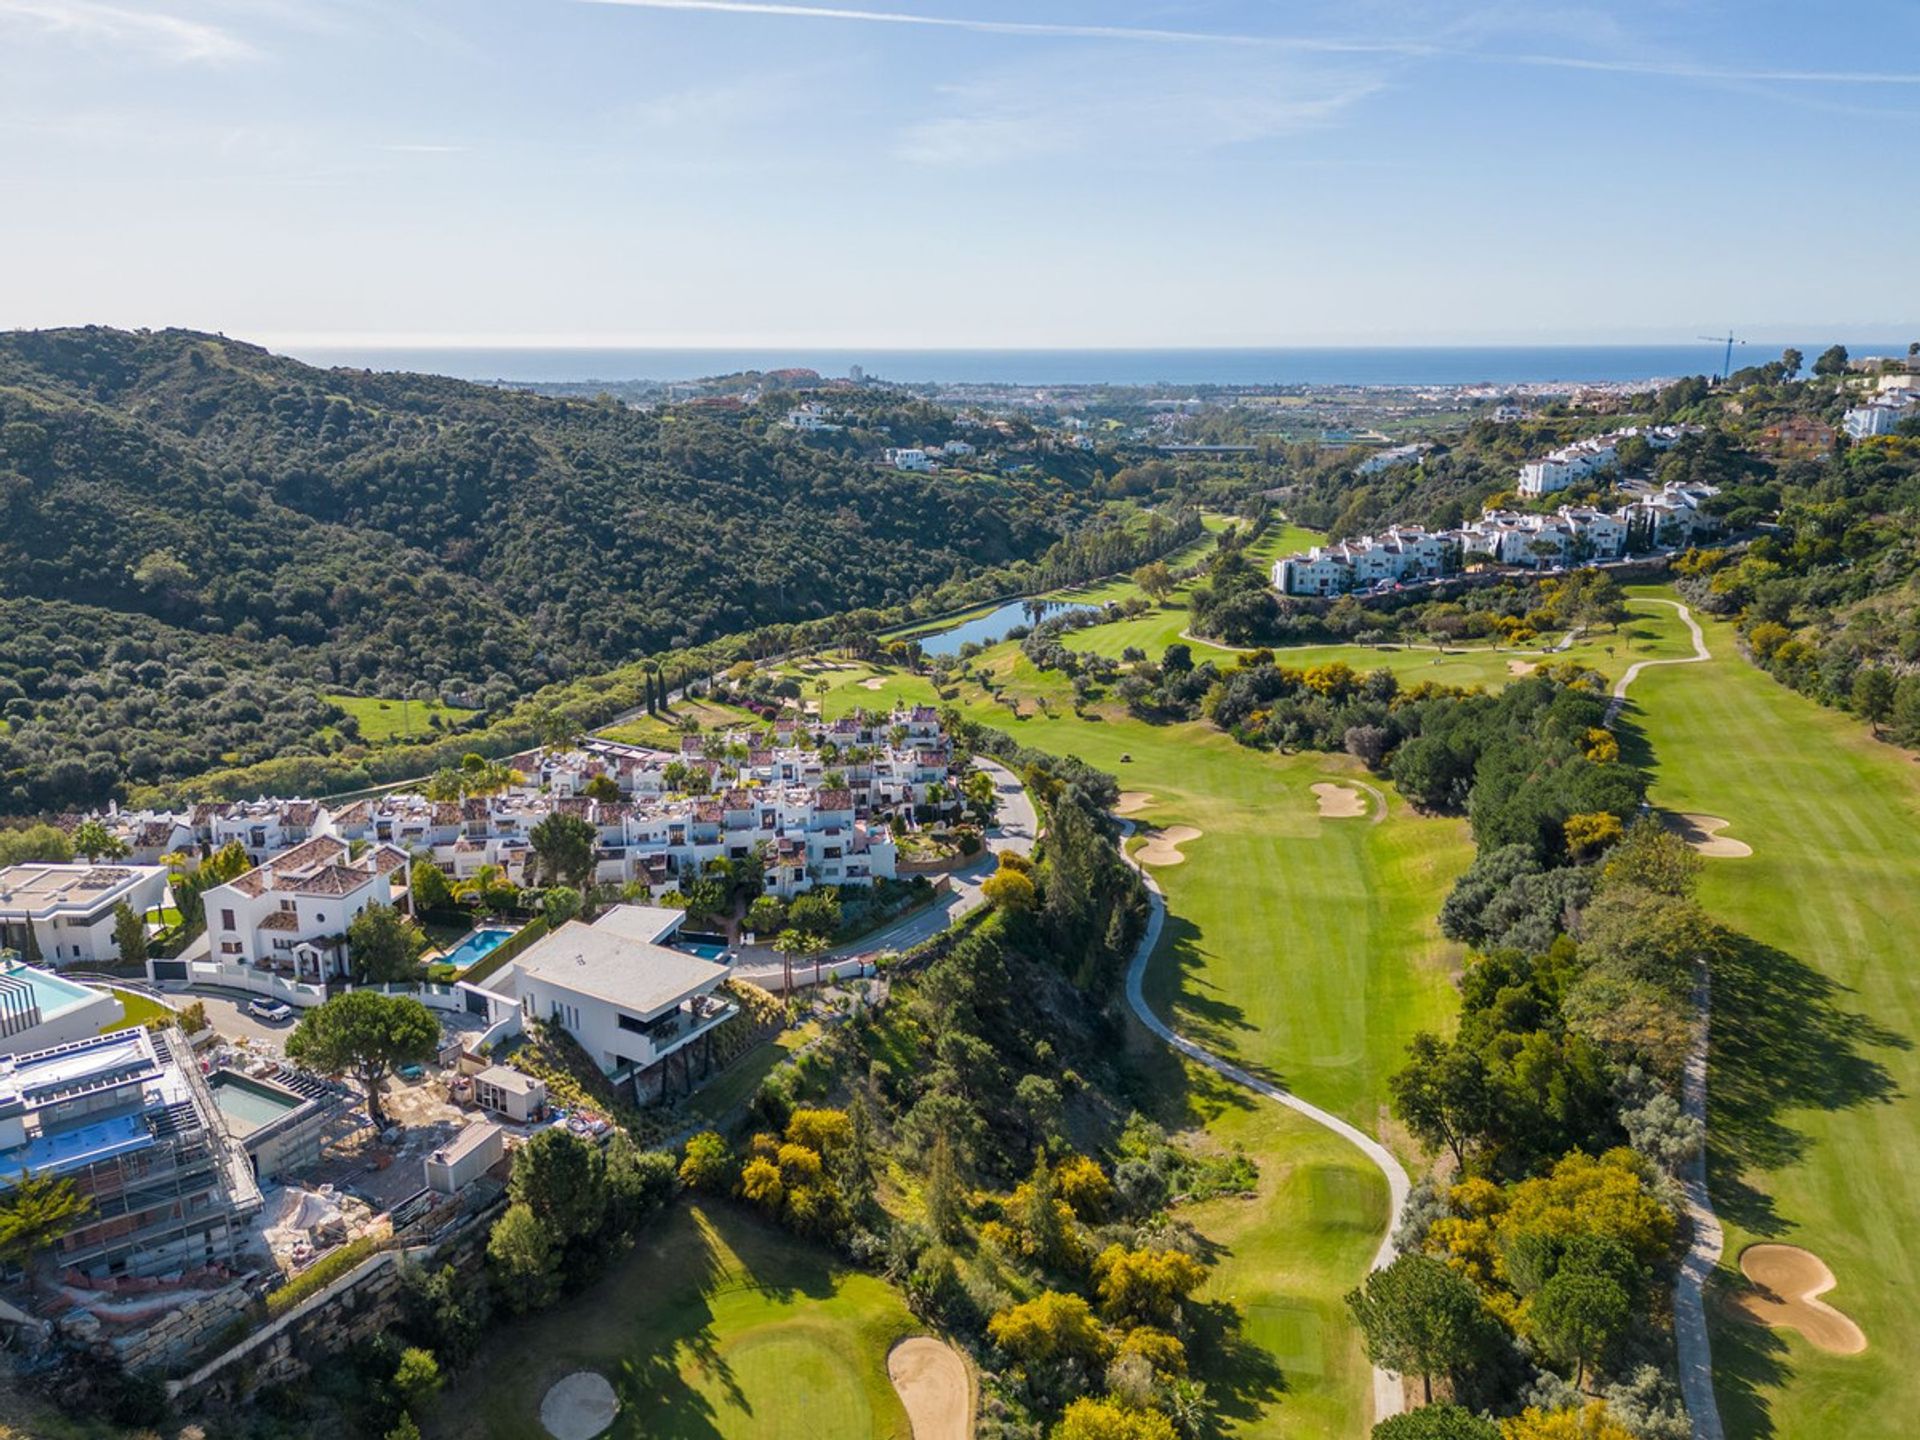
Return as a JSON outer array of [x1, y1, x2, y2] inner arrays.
[[259, 910, 300, 931], [815, 788, 853, 811]]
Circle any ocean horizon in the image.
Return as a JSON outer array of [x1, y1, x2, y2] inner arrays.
[[275, 342, 1886, 390]]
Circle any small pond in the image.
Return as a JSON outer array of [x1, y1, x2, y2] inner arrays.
[[915, 599, 1096, 657]]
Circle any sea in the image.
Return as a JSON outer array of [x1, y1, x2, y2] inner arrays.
[[276, 343, 1869, 390]]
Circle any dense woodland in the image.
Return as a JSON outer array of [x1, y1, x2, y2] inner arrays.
[[0, 328, 1161, 813]]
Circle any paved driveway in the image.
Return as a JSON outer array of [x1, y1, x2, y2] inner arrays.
[[193, 992, 296, 1053]]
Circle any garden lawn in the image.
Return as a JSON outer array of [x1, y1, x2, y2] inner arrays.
[[1621, 598, 1920, 1440], [429, 1201, 917, 1440], [324, 693, 478, 743], [100, 988, 174, 1034]]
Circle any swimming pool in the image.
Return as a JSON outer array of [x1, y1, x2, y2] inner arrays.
[[678, 943, 730, 962], [13, 966, 98, 1013], [208, 1071, 305, 1135], [442, 927, 514, 970]]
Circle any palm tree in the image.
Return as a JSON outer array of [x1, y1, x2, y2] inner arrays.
[[773, 928, 826, 996]]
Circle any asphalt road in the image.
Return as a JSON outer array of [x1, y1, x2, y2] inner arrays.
[[731, 757, 1037, 986]]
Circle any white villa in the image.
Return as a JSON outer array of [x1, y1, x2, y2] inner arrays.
[[497, 905, 737, 1100], [1516, 425, 1698, 497], [1355, 442, 1432, 476], [1272, 483, 1720, 597], [1843, 391, 1916, 440], [0, 863, 171, 967], [200, 836, 410, 980], [885, 447, 936, 472], [783, 404, 842, 433]]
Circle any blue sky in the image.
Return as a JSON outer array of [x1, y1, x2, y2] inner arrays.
[[2, 0, 1917, 347]]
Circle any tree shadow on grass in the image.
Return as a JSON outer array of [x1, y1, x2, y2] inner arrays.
[[1704, 1289, 1793, 1440], [1709, 931, 1908, 1235], [1153, 912, 1277, 1053], [1610, 704, 1658, 775], [1186, 1295, 1290, 1428]]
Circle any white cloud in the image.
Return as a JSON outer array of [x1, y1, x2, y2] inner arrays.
[[0, 0, 255, 63], [896, 50, 1385, 166]]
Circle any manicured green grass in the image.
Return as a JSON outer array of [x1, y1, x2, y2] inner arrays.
[[683, 1024, 818, 1128], [429, 1201, 918, 1440], [1127, 1036, 1391, 1439], [794, 642, 1461, 1435], [99, 987, 175, 1034], [324, 692, 479, 743], [599, 695, 763, 747], [1621, 596, 1920, 1440]]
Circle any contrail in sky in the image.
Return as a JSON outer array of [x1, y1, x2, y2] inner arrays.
[[576, 0, 1920, 85]]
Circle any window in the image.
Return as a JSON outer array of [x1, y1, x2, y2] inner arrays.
[[316, 913, 325, 924], [221, 909, 236, 931], [617, 1013, 647, 1035]]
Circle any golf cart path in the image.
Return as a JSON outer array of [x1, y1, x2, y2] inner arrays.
[[1605, 597, 1724, 1440], [1117, 821, 1410, 1425]]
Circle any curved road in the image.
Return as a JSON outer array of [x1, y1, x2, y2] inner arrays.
[[1117, 820, 1410, 1424], [731, 757, 1037, 990], [1604, 597, 1723, 1440]]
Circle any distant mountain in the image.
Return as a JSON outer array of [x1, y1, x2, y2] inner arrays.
[[0, 327, 1103, 811]]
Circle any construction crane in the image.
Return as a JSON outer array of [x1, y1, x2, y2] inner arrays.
[[1700, 331, 1745, 383]]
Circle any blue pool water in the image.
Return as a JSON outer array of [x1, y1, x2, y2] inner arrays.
[[678, 943, 730, 962], [442, 928, 513, 970], [1, 962, 98, 1015], [916, 599, 1096, 657]]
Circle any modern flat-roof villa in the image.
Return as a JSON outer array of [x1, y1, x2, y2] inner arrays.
[[0, 863, 171, 967], [0, 960, 124, 1054], [497, 905, 737, 1102], [0, 1028, 261, 1282]]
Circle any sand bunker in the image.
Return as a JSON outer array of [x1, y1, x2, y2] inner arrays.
[[1668, 813, 1753, 858], [1310, 782, 1367, 819], [1732, 1245, 1866, 1356], [1135, 825, 1201, 866], [541, 1371, 619, 1440], [889, 1336, 972, 1440], [860, 677, 888, 690], [1506, 659, 1539, 677], [1115, 791, 1155, 816]]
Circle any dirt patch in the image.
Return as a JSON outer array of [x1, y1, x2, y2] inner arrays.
[[1666, 812, 1753, 858], [1115, 791, 1155, 816], [1731, 1245, 1866, 1356], [860, 677, 888, 690], [1135, 825, 1201, 867], [540, 1370, 619, 1440], [889, 1336, 972, 1440], [1310, 782, 1367, 819], [1506, 659, 1539, 677]]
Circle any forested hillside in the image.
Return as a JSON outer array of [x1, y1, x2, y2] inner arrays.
[[0, 328, 1117, 812]]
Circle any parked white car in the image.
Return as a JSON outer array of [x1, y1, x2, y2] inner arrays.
[[247, 999, 294, 1023]]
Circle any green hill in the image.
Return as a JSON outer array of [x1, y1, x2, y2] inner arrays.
[[0, 327, 1115, 811]]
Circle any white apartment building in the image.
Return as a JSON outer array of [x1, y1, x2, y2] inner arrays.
[[1272, 486, 1718, 598], [201, 836, 409, 980], [0, 863, 171, 967], [1516, 425, 1697, 497]]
